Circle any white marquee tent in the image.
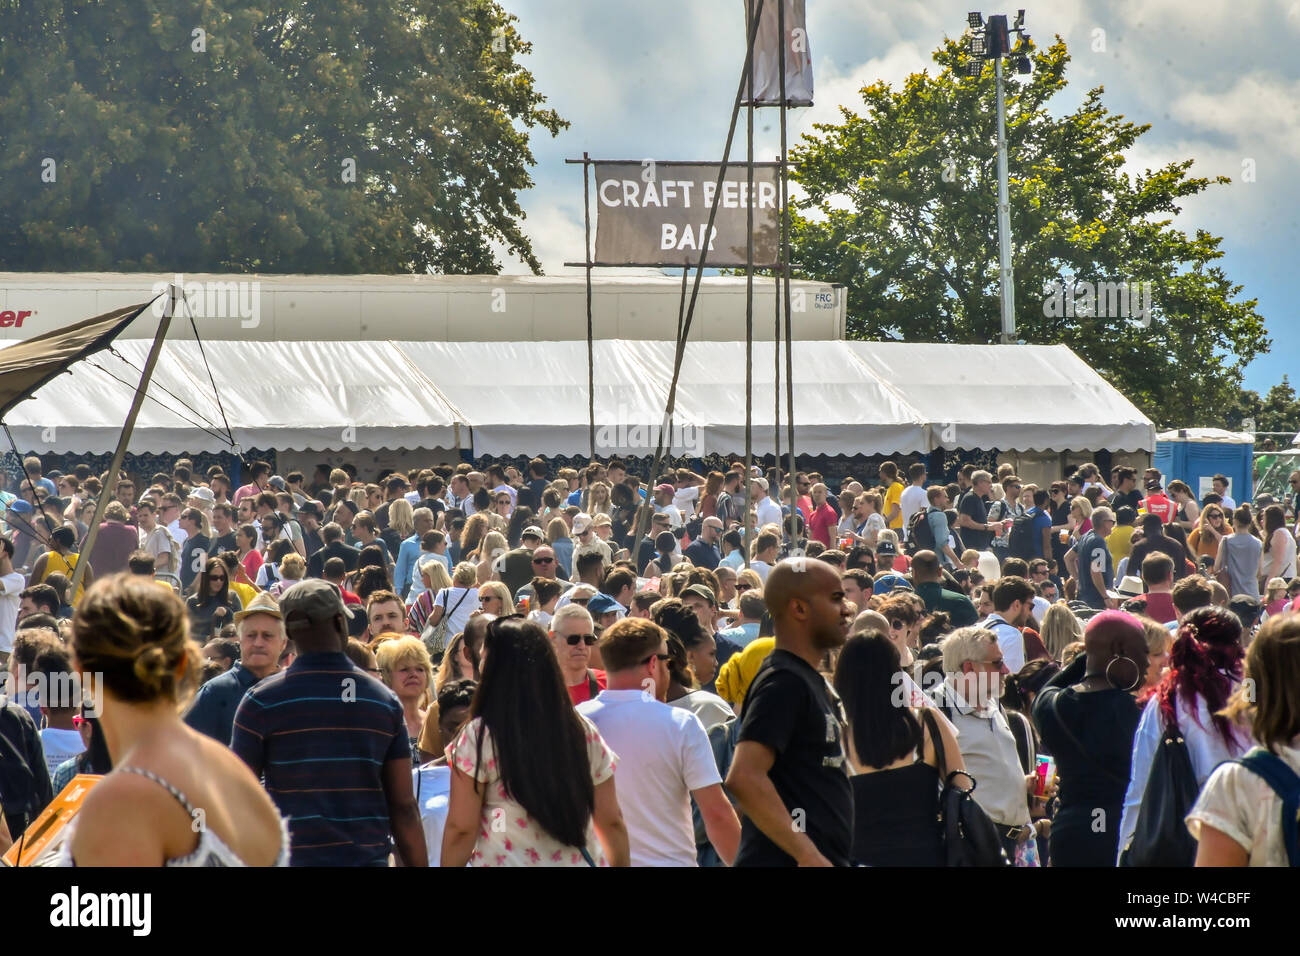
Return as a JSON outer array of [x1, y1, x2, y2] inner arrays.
[[1, 339, 1155, 458]]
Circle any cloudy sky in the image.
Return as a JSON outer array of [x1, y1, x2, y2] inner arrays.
[[496, 0, 1298, 396]]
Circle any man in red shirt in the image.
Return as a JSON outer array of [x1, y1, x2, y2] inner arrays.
[[1140, 552, 1178, 625], [549, 604, 606, 705], [806, 483, 839, 547], [794, 473, 815, 522], [1143, 478, 1176, 524]]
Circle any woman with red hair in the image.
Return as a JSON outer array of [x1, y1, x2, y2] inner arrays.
[[1116, 607, 1251, 862]]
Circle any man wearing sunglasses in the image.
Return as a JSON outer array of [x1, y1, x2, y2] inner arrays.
[[549, 604, 606, 705]]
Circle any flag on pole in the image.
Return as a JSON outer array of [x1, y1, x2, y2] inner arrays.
[[743, 0, 813, 107]]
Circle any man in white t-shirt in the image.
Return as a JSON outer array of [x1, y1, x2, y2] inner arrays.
[[135, 499, 176, 574], [748, 531, 780, 585], [652, 484, 683, 528], [578, 617, 740, 866], [899, 462, 929, 539], [0, 537, 25, 661], [751, 478, 783, 530]]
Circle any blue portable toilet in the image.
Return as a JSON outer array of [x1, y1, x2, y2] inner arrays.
[[1153, 428, 1254, 504]]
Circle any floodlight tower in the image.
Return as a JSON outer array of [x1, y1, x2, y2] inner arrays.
[[964, 11, 1032, 345]]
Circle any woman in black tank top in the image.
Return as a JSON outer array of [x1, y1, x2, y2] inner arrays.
[[833, 632, 965, 866]]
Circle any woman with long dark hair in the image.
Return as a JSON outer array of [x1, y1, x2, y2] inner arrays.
[[1257, 504, 1297, 589], [1117, 606, 1251, 861], [505, 506, 535, 551], [1033, 610, 1148, 866], [440, 616, 630, 866], [185, 557, 242, 642], [834, 631, 964, 866]]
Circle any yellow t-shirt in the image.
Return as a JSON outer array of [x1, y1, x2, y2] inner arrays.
[[230, 581, 258, 611], [715, 637, 775, 712], [42, 551, 84, 604], [1108, 524, 1135, 566], [884, 481, 904, 529]]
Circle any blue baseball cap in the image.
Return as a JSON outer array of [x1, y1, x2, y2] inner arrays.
[[587, 593, 622, 617], [872, 573, 913, 595], [6, 499, 33, 515]]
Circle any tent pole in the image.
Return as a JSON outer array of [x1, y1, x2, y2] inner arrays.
[[584, 152, 595, 459], [778, 0, 797, 544], [629, 0, 766, 564], [71, 289, 176, 599], [743, 6, 756, 571]]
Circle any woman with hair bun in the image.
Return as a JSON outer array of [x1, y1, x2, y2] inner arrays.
[[1116, 607, 1252, 862], [56, 574, 288, 866]]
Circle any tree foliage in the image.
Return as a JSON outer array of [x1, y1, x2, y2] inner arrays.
[[789, 37, 1268, 428], [1223, 379, 1300, 436], [0, 0, 566, 274]]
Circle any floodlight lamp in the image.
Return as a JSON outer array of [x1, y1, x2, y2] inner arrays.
[[963, 60, 983, 77], [968, 11, 984, 28], [1016, 55, 1031, 74], [968, 35, 987, 56]]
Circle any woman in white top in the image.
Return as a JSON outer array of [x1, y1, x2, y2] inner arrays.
[[1187, 614, 1300, 866], [427, 562, 483, 638], [58, 575, 287, 867], [1257, 504, 1297, 588], [1117, 607, 1252, 862]]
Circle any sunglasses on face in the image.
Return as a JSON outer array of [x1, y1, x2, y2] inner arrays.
[[640, 652, 672, 665], [564, 633, 598, 646], [532, 557, 554, 565], [736, 584, 752, 592]]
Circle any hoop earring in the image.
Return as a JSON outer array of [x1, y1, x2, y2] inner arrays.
[[1105, 655, 1141, 692]]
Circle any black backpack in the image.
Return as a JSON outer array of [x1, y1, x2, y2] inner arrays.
[[908, 507, 937, 553], [1007, 509, 1040, 561], [1122, 721, 1199, 867]]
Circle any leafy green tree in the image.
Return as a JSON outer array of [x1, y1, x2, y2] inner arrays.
[[1257, 377, 1300, 436], [789, 37, 1268, 428], [0, 0, 565, 274]]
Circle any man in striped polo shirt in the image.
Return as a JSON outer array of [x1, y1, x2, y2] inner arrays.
[[231, 578, 427, 866]]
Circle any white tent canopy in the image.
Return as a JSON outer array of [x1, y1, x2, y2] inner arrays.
[[3, 340, 464, 454], [2, 339, 1155, 457]]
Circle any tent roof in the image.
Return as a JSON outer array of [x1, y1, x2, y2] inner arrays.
[[1, 339, 1155, 457], [2, 339, 463, 453], [844, 342, 1156, 453]]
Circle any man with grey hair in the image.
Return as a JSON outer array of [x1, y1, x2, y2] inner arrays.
[[549, 603, 605, 705], [394, 506, 437, 602], [929, 626, 1035, 863], [1065, 505, 1118, 610], [186, 592, 288, 744], [956, 470, 1000, 552]]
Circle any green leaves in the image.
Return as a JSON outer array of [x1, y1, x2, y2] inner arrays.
[[790, 36, 1268, 428], [0, 0, 566, 274]]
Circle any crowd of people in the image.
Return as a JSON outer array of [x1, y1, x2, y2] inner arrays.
[[1, 452, 1298, 867]]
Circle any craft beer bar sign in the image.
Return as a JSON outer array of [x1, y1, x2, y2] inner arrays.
[[593, 161, 783, 268]]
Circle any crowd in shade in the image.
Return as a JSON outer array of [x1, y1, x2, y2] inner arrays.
[[1, 453, 1298, 867]]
